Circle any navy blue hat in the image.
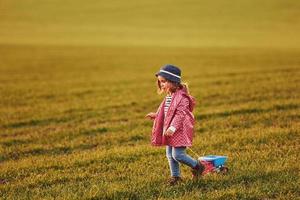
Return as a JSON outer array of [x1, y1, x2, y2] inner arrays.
[[155, 64, 181, 83]]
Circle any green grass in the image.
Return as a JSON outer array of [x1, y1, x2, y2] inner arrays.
[[1, 0, 300, 199], [0, 45, 299, 199]]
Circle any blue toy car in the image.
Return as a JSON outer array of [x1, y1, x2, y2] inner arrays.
[[199, 155, 229, 174]]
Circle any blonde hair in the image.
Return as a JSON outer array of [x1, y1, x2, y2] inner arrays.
[[157, 79, 190, 95]]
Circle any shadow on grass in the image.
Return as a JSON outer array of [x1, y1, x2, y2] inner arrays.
[[1, 143, 98, 162], [197, 103, 299, 120], [165, 169, 298, 199], [89, 180, 163, 200], [2, 108, 103, 130], [80, 127, 108, 136], [87, 169, 295, 199], [2, 101, 141, 130], [0, 126, 108, 151], [0, 138, 33, 147], [10, 176, 89, 195], [3, 117, 72, 129], [5, 164, 298, 199], [0, 126, 147, 162]]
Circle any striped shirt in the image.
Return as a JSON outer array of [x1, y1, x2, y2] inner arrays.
[[164, 94, 176, 133], [164, 95, 172, 116]]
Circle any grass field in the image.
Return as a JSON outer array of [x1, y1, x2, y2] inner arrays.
[[1, 0, 300, 199]]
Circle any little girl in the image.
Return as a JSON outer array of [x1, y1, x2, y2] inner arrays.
[[146, 64, 205, 185]]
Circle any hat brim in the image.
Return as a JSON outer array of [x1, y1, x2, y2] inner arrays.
[[155, 71, 181, 83]]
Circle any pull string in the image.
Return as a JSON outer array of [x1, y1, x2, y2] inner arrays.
[[187, 147, 201, 158]]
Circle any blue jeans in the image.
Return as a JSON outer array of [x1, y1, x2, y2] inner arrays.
[[166, 146, 198, 177]]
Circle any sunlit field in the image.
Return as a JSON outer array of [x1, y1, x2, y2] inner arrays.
[[1, 0, 300, 199]]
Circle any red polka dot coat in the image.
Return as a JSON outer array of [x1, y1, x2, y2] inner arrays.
[[151, 88, 196, 147]]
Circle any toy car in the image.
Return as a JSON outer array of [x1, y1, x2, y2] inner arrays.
[[199, 155, 229, 175]]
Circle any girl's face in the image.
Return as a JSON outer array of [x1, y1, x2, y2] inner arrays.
[[157, 76, 173, 93]]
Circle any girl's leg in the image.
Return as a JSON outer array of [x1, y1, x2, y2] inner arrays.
[[166, 146, 180, 177], [172, 147, 206, 178], [172, 147, 198, 168]]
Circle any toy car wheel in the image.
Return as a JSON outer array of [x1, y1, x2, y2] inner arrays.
[[220, 166, 229, 174]]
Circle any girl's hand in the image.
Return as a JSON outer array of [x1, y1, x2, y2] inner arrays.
[[164, 129, 175, 136], [145, 112, 156, 120]]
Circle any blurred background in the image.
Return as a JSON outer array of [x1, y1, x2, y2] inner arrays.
[[1, 0, 300, 48]]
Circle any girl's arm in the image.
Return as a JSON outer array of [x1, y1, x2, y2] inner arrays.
[[169, 97, 190, 131]]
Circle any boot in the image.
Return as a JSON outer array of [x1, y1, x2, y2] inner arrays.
[[167, 176, 182, 186], [191, 161, 205, 179]]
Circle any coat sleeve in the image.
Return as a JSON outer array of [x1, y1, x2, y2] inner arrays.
[[170, 97, 190, 130]]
